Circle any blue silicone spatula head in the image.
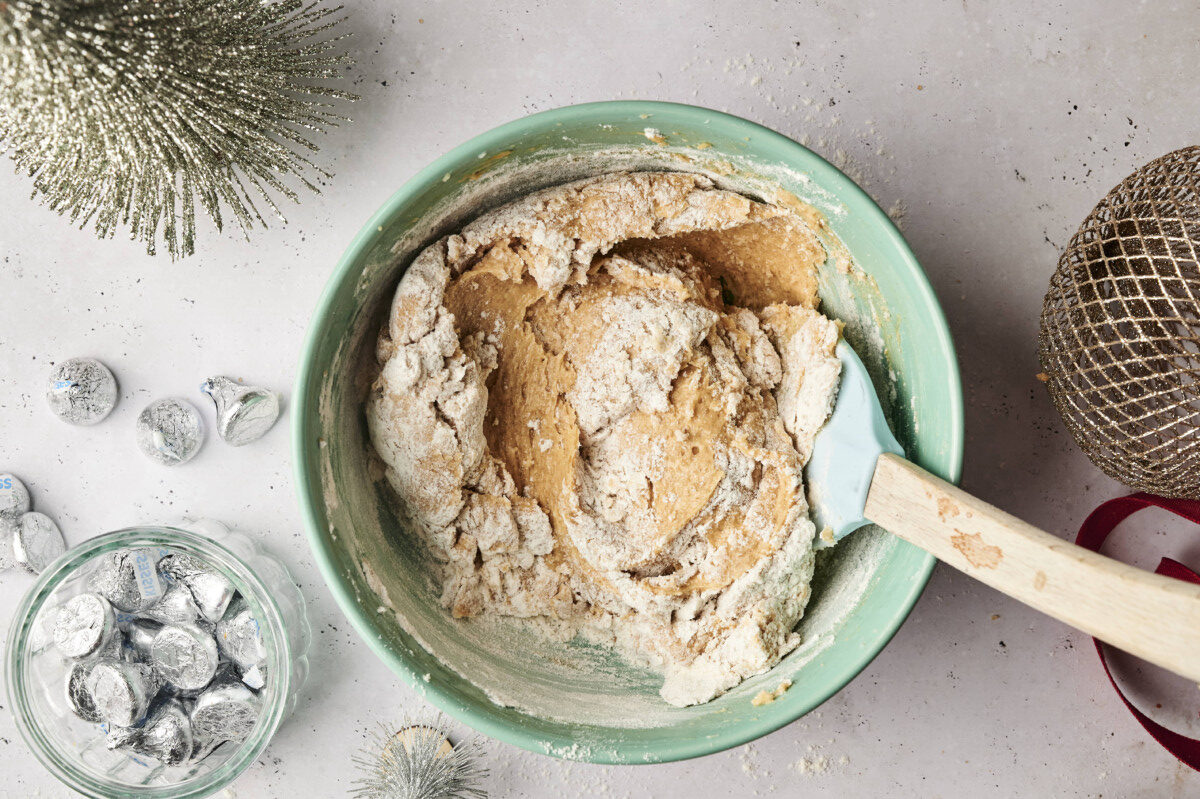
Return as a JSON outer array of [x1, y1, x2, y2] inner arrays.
[[806, 340, 905, 547]]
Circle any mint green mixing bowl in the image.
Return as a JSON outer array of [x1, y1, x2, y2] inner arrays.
[[293, 101, 963, 764]]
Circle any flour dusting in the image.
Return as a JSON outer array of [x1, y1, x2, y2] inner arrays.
[[366, 172, 842, 706]]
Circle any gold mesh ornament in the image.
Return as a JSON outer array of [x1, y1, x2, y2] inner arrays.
[[1040, 146, 1200, 497]]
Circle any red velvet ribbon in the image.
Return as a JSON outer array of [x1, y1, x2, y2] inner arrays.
[[1075, 493, 1200, 771]]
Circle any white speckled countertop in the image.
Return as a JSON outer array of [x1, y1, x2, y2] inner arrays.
[[3, 2, 1200, 796]]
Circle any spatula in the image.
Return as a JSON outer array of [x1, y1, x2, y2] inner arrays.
[[807, 341, 1200, 682]]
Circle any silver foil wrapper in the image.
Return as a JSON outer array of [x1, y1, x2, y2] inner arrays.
[[46, 358, 118, 426], [135, 398, 204, 466], [200, 376, 282, 447], [162, 660, 236, 701], [104, 722, 142, 751], [240, 663, 267, 691], [143, 584, 208, 629], [86, 660, 161, 727], [0, 473, 32, 518], [30, 601, 70, 654], [88, 549, 167, 612], [53, 593, 116, 659], [215, 596, 266, 670], [190, 680, 261, 744], [94, 631, 133, 664], [0, 515, 17, 572], [1, 473, 32, 572], [122, 619, 162, 661], [150, 624, 219, 691], [158, 552, 235, 623], [187, 731, 223, 765], [133, 699, 195, 766], [66, 662, 103, 723], [12, 511, 65, 574]]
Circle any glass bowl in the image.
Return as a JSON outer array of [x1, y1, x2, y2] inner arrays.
[[5, 521, 310, 798]]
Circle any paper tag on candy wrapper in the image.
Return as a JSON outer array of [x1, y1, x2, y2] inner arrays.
[[120, 548, 169, 608], [90, 547, 171, 614], [132, 548, 169, 606]]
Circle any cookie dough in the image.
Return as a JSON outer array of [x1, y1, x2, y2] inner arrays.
[[368, 172, 841, 706]]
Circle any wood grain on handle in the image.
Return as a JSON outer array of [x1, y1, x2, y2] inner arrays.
[[865, 452, 1200, 683]]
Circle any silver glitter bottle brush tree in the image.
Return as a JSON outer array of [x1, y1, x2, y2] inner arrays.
[[0, 0, 356, 259], [352, 721, 489, 799]]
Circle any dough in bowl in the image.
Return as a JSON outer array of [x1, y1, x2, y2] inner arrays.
[[367, 171, 840, 706]]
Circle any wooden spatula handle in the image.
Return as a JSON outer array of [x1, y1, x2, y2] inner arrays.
[[865, 452, 1200, 682]]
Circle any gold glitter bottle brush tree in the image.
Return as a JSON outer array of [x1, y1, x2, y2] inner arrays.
[[0, 0, 357, 259]]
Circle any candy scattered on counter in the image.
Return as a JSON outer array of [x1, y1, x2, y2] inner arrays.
[[46, 358, 118, 425], [0, 518, 17, 572], [52, 547, 269, 767], [0, 476, 65, 575], [136, 398, 204, 465], [36, 361, 285, 465], [13, 512, 66, 574], [0, 473, 32, 518], [200, 376, 282, 447]]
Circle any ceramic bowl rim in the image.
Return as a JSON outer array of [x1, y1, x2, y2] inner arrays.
[[292, 100, 964, 764]]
